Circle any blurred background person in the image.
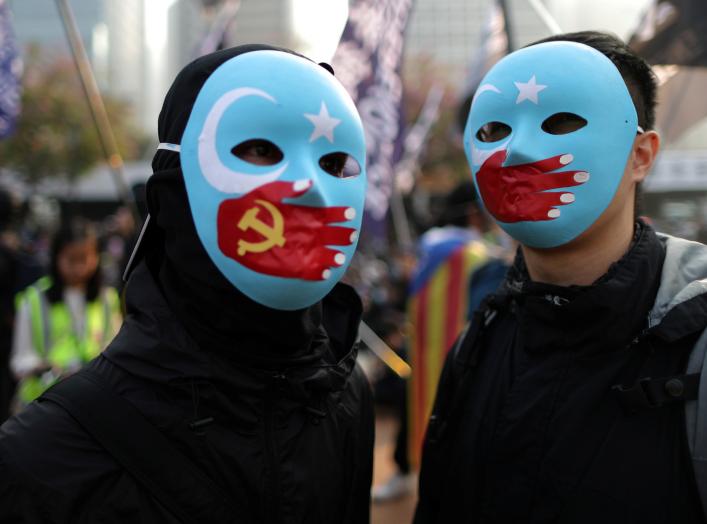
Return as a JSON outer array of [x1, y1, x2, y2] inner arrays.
[[370, 309, 413, 503], [0, 186, 47, 423], [10, 218, 121, 408], [372, 180, 511, 503], [0, 187, 20, 422]]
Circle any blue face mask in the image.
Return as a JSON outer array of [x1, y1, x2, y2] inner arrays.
[[176, 50, 366, 310], [464, 41, 639, 248]]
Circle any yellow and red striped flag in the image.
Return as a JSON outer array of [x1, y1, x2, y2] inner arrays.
[[407, 229, 488, 468]]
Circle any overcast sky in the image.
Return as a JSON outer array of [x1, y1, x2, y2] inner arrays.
[[297, 0, 655, 63]]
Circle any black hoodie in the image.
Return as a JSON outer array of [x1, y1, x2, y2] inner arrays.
[[0, 45, 374, 524]]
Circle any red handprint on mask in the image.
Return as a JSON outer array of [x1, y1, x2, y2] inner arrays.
[[476, 150, 589, 223], [217, 180, 357, 281]]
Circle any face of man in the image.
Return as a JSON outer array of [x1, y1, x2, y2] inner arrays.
[[464, 41, 640, 248], [178, 50, 366, 310]]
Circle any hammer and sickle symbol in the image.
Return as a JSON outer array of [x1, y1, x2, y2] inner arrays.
[[236, 199, 286, 256]]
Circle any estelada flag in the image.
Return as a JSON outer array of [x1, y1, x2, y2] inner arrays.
[[407, 228, 488, 468]]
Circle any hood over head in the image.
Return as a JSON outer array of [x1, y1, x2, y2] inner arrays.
[[125, 44, 364, 363]]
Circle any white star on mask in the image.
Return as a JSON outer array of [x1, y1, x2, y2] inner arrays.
[[514, 75, 547, 104], [304, 101, 341, 143]]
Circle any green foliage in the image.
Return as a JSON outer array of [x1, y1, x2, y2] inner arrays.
[[0, 47, 149, 184]]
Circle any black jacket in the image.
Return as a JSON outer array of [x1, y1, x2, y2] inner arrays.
[[415, 223, 707, 523], [0, 262, 374, 523]]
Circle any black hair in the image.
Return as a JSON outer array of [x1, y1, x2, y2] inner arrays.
[[529, 31, 657, 216], [436, 180, 480, 228], [153, 44, 318, 174], [529, 31, 658, 131], [46, 219, 101, 304]]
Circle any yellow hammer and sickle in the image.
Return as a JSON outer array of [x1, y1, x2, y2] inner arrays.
[[236, 199, 286, 256]]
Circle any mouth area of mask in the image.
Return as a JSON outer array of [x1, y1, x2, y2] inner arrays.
[[476, 149, 588, 223], [216, 179, 358, 282]]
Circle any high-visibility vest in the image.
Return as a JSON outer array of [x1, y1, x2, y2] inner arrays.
[[16, 280, 121, 404]]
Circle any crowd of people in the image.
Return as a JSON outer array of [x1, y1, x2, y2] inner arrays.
[[0, 30, 705, 524], [0, 192, 138, 421]]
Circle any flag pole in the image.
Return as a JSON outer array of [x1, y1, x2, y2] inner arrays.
[[54, 0, 140, 224], [195, 0, 240, 57], [498, 0, 515, 51], [527, 0, 563, 35], [358, 321, 411, 379], [390, 83, 445, 251], [389, 183, 413, 250]]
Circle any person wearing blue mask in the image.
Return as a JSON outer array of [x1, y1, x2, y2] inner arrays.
[[414, 32, 707, 523], [0, 45, 373, 523]]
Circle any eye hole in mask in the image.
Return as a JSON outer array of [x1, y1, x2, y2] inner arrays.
[[231, 139, 284, 166], [476, 121, 512, 143], [541, 112, 588, 135], [319, 152, 362, 179]]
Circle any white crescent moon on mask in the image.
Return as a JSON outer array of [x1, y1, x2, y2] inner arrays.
[[471, 83, 502, 107], [197, 87, 289, 193], [471, 138, 510, 166]]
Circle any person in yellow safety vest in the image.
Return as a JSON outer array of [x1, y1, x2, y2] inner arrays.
[[10, 219, 121, 407]]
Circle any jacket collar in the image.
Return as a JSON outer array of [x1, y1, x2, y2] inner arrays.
[[103, 261, 363, 400], [501, 222, 666, 354]]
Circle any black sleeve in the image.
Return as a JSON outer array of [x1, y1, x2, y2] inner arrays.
[[414, 300, 494, 524], [0, 452, 51, 523], [412, 345, 458, 524], [0, 402, 80, 524], [0, 399, 125, 523]]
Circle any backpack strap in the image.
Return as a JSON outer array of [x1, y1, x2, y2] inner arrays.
[[415, 294, 503, 521], [685, 326, 707, 519], [425, 293, 502, 445], [40, 371, 237, 524], [612, 373, 700, 415]]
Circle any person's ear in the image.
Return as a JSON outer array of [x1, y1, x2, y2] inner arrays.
[[630, 129, 660, 183]]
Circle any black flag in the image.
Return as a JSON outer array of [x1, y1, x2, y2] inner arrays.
[[331, 0, 414, 241], [629, 0, 707, 144], [629, 0, 707, 66]]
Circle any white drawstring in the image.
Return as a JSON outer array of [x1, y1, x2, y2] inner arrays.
[[157, 143, 181, 152]]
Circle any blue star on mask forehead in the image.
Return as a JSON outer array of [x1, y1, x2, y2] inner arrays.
[[304, 101, 341, 143]]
